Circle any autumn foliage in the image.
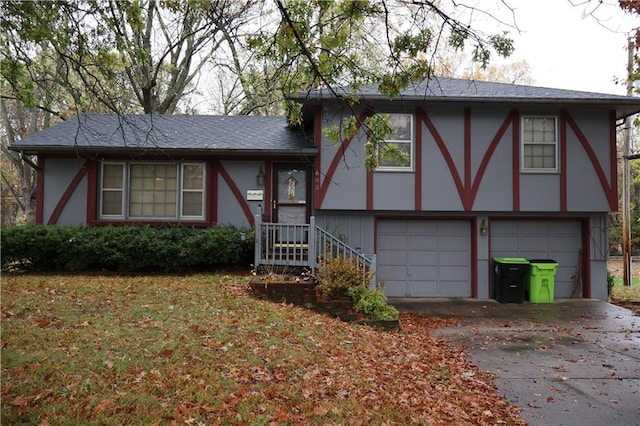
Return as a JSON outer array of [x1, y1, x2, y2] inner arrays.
[[1, 273, 524, 424]]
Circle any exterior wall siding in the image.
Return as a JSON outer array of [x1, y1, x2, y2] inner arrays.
[[41, 157, 87, 225], [316, 211, 609, 301], [40, 156, 271, 229], [316, 103, 616, 213], [216, 160, 264, 228]]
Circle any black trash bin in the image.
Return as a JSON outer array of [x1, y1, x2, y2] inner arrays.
[[492, 257, 530, 304]]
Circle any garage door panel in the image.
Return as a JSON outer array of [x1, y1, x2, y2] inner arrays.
[[440, 281, 471, 297], [408, 280, 439, 297], [491, 220, 581, 299], [377, 219, 471, 297], [382, 281, 407, 297], [439, 235, 469, 249], [549, 237, 579, 251], [439, 251, 470, 266], [378, 250, 407, 265], [408, 250, 437, 265], [409, 266, 438, 279], [408, 221, 437, 234], [516, 222, 545, 234], [520, 236, 548, 251], [377, 265, 408, 281], [514, 250, 549, 260], [437, 221, 468, 234], [491, 236, 519, 251], [378, 235, 407, 250], [439, 266, 469, 281], [547, 222, 578, 234], [408, 235, 438, 250]]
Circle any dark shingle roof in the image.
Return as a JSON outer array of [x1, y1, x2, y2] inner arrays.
[[292, 77, 640, 119], [10, 113, 316, 155]]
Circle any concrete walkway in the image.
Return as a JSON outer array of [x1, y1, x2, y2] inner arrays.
[[389, 298, 640, 426]]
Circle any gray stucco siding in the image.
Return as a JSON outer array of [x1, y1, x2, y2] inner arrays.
[[314, 212, 374, 256], [216, 160, 263, 228], [318, 103, 616, 214], [465, 112, 516, 212], [319, 129, 368, 210], [42, 158, 87, 225], [373, 173, 414, 210], [519, 175, 562, 211], [564, 111, 614, 211]]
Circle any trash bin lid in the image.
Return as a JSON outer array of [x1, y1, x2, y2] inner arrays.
[[492, 257, 529, 264], [528, 259, 557, 263]]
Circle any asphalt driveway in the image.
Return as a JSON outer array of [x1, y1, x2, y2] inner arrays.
[[390, 298, 640, 426]]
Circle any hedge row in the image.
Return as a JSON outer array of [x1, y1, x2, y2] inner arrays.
[[0, 225, 254, 273]]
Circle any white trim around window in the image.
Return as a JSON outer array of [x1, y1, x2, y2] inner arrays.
[[99, 161, 206, 221], [521, 115, 558, 173], [376, 113, 414, 171]]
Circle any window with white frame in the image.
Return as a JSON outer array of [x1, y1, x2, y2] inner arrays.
[[101, 163, 125, 217], [522, 116, 558, 172], [99, 161, 205, 220], [377, 113, 414, 170]]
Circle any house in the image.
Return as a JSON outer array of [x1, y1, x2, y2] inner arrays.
[[10, 77, 640, 301]]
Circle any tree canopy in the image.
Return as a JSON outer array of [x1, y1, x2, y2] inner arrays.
[[1, 0, 517, 118], [1, 0, 637, 225]]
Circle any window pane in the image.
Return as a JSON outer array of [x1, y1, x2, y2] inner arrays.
[[522, 117, 557, 171], [389, 114, 412, 140], [378, 141, 411, 167], [101, 163, 124, 217], [524, 143, 556, 170], [182, 192, 203, 216], [129, 164, 178, 218], [183, 164, 204, 190], [278, 169, 306, 203], [102, 191, 123, 215], [377, 114, 413, 170], [103, 164, 123, 189]]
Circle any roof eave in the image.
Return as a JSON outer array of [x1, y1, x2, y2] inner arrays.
[[290, 93, 640, 119], [8, 145, 318, 157]]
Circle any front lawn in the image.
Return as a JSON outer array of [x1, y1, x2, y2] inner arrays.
[[1, 273, 523, 425]]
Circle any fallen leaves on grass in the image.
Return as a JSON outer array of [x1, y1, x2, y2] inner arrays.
[[2, 273, 524, 425]]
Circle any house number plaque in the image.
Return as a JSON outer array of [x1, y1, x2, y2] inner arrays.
[[246, 190, 264, 201]]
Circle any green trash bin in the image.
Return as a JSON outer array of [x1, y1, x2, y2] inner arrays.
[[528, 259, 558, 303]]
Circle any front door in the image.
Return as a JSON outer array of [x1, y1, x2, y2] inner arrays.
[[272, 164, 310, 224]]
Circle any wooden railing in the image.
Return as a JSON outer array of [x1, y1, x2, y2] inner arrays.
[[254, 214, 376, 285]]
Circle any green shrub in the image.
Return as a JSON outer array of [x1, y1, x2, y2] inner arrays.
[[315, 255, 369, 299], [348, 285, 399, 320], [0, 224, 254, 273]]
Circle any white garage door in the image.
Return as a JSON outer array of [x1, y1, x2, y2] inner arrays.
[[491, 221, 582, 298], [376, 220, 471, 297]]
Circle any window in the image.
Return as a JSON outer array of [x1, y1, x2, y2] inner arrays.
[[522, 116, 558, 172], [377, 113, 413, 171], [181, 164, 205, 217], [100, 163, 125, 217], [99, 162, 205, 220]]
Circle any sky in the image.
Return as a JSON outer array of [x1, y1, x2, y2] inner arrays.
[[481, 0, 638, 95]]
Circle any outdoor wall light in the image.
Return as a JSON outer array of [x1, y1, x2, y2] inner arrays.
[[480, 219, 488, 236], [256, 165, 265, 186]]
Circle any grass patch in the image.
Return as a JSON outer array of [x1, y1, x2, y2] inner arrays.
[[610, 276, 640, 303], [2, 273, 524, 425]]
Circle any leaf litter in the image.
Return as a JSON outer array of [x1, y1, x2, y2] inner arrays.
[[2, 273, 524, 425]]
